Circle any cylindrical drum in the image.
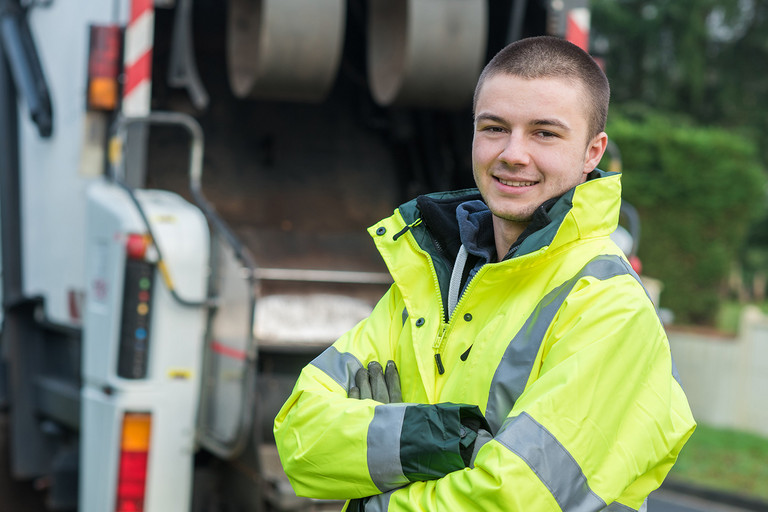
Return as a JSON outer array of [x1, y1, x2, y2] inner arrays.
[[368, 0, 488, 109], [227, 0, 346, 102]]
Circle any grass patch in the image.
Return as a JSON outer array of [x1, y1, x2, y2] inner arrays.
[[715, 300, 768, 335], [669, 423, 768, 500], [715, 301, 743, 335]]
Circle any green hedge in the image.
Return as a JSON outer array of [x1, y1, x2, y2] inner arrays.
[[602, 107, 766, 325]]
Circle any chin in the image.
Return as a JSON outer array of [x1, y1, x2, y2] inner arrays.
[[493, 210, 535, 223]]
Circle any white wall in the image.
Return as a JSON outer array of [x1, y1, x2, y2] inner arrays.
[[669, 306, 768, 437]]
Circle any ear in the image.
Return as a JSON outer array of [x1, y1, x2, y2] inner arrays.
[[583, 131, 608, 175]]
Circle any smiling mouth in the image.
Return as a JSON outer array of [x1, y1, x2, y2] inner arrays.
[[497, 178, 538, 187]]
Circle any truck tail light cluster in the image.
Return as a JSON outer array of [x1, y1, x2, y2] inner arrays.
[[118, 233, 155, 379], [116, 412, 152, 512], [87, 25, 122, 111]]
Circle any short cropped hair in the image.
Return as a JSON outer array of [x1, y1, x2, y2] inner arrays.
[[473, 36, 610, 138]]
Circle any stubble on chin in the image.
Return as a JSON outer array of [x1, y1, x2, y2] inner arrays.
[[490, 205, 536, 224], [498, 213, 534, 223]]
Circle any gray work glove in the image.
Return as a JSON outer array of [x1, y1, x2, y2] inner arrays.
[[349, 360, 402, 403]]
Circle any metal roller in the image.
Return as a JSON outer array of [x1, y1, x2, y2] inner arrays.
[[368, 0, 488, 109], [227, 0, 346, 102]]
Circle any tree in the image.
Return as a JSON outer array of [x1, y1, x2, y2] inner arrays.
[[592, 0, 768, 324], [602, 107, 765, 325], [592, 0, 768, 160]]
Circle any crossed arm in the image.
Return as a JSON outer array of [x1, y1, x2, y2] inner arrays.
[[346, 360, 491, 511], [274, 282, 695, 511]]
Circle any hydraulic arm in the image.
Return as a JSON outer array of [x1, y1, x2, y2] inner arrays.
[[0, 0, 52, 137]]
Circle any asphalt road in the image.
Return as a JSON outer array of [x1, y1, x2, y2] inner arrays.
[[649, 489, 761, 512]]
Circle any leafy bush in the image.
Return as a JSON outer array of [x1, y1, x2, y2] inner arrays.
[[602, 106, 766, 325]]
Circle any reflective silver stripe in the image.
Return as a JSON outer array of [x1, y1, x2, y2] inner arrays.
[[603, 498, 645, 511], [312, 348, 409, 492], [361, 489, 394, 512], [497, 412, 607, 511], [309, 345, 363, 392], [367, 404, 410, 492], [485, 255, 631, 433]]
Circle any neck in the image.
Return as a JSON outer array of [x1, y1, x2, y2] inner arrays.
[[492, 216, 528, 262]]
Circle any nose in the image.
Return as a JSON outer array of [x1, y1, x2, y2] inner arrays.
[[498, 131, 530, 167]]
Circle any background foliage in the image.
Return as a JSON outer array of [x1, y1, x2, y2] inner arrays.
[[593, 0, 768, 161], [592, 0, 768, 324], [601, 108, 765, 324]]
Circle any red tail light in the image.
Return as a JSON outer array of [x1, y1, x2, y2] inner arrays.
[[126, 233, 150, 260], [87, 25, 122, 111], [115, 412, 152, 512]]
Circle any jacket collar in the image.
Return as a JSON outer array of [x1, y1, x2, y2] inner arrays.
[[396, 169, 621, 264]]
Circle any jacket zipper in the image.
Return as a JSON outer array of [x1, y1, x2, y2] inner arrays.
[[400, 222, 449, 377], [393, 214, 475, 378], [433, 323, 449, 374], [431, 266, 486, 376]]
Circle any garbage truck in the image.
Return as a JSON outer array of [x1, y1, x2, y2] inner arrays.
[[0, 0, 593, 510]]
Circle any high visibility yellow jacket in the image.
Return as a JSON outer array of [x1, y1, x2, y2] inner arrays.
[[274, 170, 696, 511]]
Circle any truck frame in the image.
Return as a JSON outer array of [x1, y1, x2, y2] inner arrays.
[[0, 1, 591, 510]]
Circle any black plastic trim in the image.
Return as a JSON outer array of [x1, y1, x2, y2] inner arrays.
[[0, 32, 22, 307]]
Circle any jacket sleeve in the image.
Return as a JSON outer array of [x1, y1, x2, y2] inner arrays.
[[360, 273, 696, 511], [273, 285, 485, 500]]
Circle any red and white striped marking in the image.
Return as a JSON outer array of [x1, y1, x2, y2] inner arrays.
[[565, 7, 590, 52], [211, 340, 247, 361], [122, 0, 154, 116]]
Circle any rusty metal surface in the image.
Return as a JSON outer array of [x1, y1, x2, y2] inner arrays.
[[145, 96, 401, 281]]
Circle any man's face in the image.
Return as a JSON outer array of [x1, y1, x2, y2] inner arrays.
[[472, 74, 607, 240]]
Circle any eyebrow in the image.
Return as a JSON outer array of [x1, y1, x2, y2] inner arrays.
[[474, 113, 505, 124], [531, 118, 571, 132], [474, 113, 571, 132]]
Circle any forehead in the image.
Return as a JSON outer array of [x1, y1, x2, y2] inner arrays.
[[475, 74, 590, 127]]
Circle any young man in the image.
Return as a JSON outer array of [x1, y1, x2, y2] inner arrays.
[[274, 36, 695, 511]]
